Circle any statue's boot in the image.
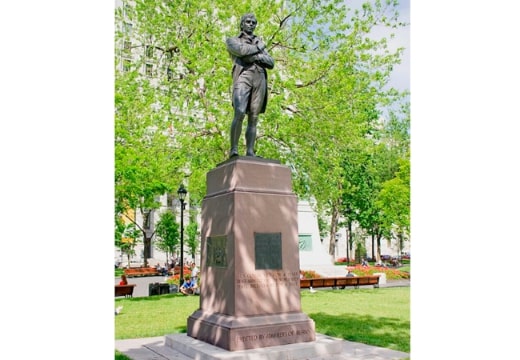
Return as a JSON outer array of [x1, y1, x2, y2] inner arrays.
[[245, 118, 257, 156], [229, 116, 243, 157]]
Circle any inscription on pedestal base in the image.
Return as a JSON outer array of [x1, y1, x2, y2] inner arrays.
[[188, 310, 316, 351]]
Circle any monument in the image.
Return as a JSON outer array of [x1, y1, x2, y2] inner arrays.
[[165, 13, 342, 358], [184, 156, 316, 351], [165, 158, 343, 358]]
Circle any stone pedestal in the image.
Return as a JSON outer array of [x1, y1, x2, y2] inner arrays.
[[186, 157, 316, 351]]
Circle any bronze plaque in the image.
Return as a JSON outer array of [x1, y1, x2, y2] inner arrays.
[[207, 235, 227, 267], [255, 233, 282, 270]]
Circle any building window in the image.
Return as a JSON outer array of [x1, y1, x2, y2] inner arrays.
[[123, 41, 131, 53], [145, 45, 153, 58], [123, 4, 132, 19], [298, 234, 313, 251], [145, 63, 153, 76], [123, 22, 132, 35], [123, 59, 131, 72]]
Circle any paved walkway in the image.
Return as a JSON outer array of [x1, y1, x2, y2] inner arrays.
[[116, 275, 172, 298], [115, 334, 410, 360], [115, 276, 410, 359], [116, 276, 410, 298]]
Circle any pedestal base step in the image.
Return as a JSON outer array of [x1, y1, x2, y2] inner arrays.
[[165, 333, 343, 360]]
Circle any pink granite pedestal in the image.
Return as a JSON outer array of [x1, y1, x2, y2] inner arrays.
[[186, 157, 316, 351]]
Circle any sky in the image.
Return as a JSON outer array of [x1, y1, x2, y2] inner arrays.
[[1, 1, 519, 358]]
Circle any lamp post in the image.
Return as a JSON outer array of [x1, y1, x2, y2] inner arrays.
[[177, 184, 187, 289]]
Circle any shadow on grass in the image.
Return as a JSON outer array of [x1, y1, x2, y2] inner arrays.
[[309, 312, 410, 353]]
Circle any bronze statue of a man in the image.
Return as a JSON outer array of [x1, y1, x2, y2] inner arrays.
[[226, 13, 274, 157]]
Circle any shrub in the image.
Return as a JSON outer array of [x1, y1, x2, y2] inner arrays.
[[300, 270, 322, 279], [334, 257, 355, 265], [347, 265, 410, 280], [166, 269, 192, 284]]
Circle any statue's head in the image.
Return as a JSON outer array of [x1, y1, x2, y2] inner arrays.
[[240, 13, 257, 33]]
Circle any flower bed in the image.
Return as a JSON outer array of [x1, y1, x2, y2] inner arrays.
[[300, 270, 322, 279], [166, 267, 192, 284], [302, 266, 409, 281], [346, 265, 410, 280]]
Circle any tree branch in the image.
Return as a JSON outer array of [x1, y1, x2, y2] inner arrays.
[[296, 63, 334, 88]]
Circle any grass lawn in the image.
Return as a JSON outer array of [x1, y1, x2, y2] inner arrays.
[[115, 286, 409, 353], [301, 288, 409, 352]]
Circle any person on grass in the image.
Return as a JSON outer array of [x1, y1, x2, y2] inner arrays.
[[180, 277, 197, 295]]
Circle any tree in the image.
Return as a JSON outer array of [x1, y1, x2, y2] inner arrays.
[[351, 101, 409, 262], [186, 221, 199, 262], [376, 155, 410, 254], [115, 0, 409, 262], [154, 210, 180, 262], [270, 0, 408, 257], [115, 223, 142, 268], [115, 64, 185, 264]]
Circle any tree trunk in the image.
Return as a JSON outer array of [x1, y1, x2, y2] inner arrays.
[[348, 221, 353, 262], [398, 231, 404, 259], [345, 227, 349, 265], [376, 231, 382, 263], [143, 233, 152, 266], [371, 233, 375, 261], [142, 209, 155, 266], [328, 207, 339, 256]]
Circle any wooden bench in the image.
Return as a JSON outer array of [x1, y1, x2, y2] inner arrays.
[[300, 275, 380, 290], [124, 267, 160, 277], [115, 284, 136, 298], [168, 265, 191, 276]]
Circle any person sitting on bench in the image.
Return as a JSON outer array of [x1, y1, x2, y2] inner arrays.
[[119, 274, 128, 285]]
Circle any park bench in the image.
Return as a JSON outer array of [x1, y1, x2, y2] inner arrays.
[[168, 265, 191, 276], [300, 275, 380, 290], [124, 267, 160, 277], [115, 284, 136, 298]]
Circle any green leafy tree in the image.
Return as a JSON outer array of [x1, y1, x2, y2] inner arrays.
[[376, 155, 410, 254], [154, 210, 180, 262], [354, 102, 410, 261], [273, 1, 408, 257], [115, 0, 409, 262], [115, 223, 142, 268], [115, 54, 186, 264], [338, 144, 377, 262], [186, 221, 199, 261]]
